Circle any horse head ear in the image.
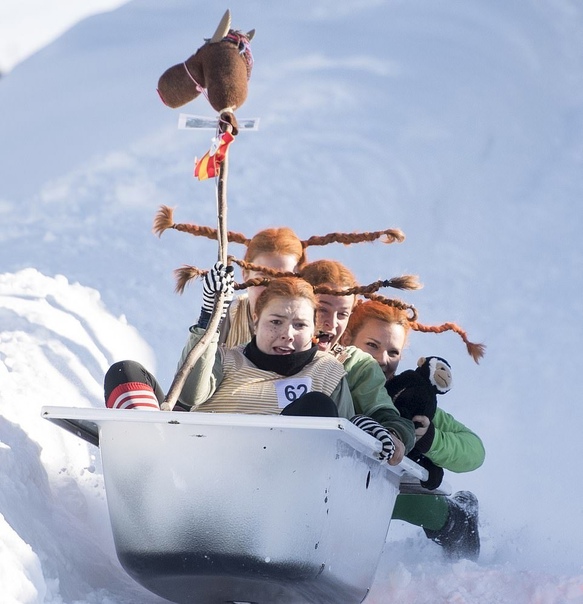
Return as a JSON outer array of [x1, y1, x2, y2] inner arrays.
[[246, 29, 255, 42], [210, 9, 231, 43]]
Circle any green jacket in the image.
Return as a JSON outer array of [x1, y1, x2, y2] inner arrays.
[[334, 345, 416, 453], [423, 407, 485, 473]]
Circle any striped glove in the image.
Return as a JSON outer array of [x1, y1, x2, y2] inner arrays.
[[350, 415, 396, 462], [197, 262, 234, 328]]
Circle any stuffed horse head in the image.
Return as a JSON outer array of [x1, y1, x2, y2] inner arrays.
[[157, 10, 255, 134]]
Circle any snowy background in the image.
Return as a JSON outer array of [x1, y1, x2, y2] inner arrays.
[[1, 0, 583, 602]]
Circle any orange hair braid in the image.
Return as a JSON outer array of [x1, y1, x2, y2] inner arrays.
[[411, 321, 486, 363]]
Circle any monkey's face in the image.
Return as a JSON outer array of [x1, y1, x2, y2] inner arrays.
[[431, 360, 452, 393]]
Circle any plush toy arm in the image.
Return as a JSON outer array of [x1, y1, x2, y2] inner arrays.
[[407, 448, 444, 490]]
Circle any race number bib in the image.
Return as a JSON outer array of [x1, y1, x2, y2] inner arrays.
[[274, 377, 313, 409]]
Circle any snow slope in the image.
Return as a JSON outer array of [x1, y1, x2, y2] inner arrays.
[[0, 0, 130, 73], [0, 269, 161, 603], [1, 0, 583, 601]]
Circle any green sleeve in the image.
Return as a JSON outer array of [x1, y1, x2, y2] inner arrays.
[[329, 377, 356, 420], [425, 407, 485, 472], [177, 327, 225, 409], [343, 347, 416, 452]]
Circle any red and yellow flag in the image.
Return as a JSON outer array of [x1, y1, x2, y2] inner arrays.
[[194, 132, 235, 180]]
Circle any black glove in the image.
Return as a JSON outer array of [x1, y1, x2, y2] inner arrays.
[[407, 448, 444, 490], [350, 415, 396, 462], [197, 262, 234, 328]]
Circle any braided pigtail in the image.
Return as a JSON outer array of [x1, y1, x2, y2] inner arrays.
[[358, 275, 422, 294], [229, 257, 299, 279], [303, 228, 405, 248], [173, 264, 254, 294], [236, 276, 272, 291], [173, 256, 301, 294], [174, 265, 206, 294], [361, 293, 419, 321], [351, 295, 484, 362], [154, 210, 405, 250], [314, 275, 422, 298], [174, 265, 290, 295], [152, 205, 249, 245], [411, 321, 486, 364]]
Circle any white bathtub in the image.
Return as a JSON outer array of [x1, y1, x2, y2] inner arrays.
[[42, 406, 427, 604]]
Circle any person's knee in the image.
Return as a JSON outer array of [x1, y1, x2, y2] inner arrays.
[[105, 360, 145, 387], [104, 360, 152, 405], [281, 392, 339, 417], [107, 359, 142, 376], [104, 360, 161, 410]]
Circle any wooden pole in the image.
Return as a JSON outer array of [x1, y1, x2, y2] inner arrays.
[[161, 138, 230, 411]]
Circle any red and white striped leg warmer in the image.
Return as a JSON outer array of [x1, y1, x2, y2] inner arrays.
[[106, 382, 160, 410]]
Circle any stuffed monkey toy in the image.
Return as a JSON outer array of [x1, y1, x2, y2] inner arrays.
[[386, 356, 452, 490]]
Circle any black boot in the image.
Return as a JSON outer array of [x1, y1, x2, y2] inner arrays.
[[423, 491, 480, 561]]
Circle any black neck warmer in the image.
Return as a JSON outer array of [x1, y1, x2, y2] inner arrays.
[[244, 337, 319, 377]]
